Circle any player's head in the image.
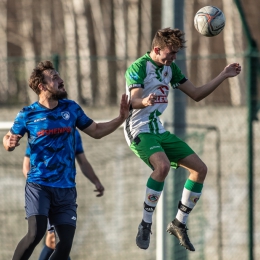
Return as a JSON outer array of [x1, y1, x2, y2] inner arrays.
[[29, 60, 67, 100], [151, 28, 186, 66]]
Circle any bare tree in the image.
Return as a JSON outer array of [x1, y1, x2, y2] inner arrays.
[[89, 0, 109, 106], [0, 0, 8, 102], [73, 0, 93, 105], [113, 0, 127, 103], [139, 1, 152, 56], [126, 0, 139, 66], [20, 0, 37, 103], [61, 0, 79, 102], [223, 0, 245, 106], [41, 0, 52, 59]]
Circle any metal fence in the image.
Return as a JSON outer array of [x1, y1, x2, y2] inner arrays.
[[0, 51, 260, 260]]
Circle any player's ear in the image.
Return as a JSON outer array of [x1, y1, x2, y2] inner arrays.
[[154, 47, 160, 55], [38, 83, 46, 91]]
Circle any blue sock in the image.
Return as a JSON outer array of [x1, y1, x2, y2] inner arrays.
[[38, 245, 54, 260]]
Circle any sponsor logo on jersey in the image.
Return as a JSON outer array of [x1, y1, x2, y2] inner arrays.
[[155, 85, 169, 103], [148, 194, 159, 203], [150, 146, 160, 150], [37, 127, 72, 136], [61, 111, 70, 120], [129, 72, 139, 80], [155, 96, 168, 103], [157, 85, 169, 94], [71, 216, 77, 220], [34, 117, 46, 122]]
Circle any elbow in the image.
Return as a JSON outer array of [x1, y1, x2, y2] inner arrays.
[[91, 133, 103, 139], [194, 97, 202, 102], [192, 94, 203, 102]]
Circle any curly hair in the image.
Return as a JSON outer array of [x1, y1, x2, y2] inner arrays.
[[29, 60, 55, 95], [151, 28, 186, 50]]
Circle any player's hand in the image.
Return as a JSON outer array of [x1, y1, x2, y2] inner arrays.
[[223, 63, 241, 78], [5, 134, 22, 150], [143, 93, 157, 106], [94, 182, 105, 197], [119, 93, 130, 120]]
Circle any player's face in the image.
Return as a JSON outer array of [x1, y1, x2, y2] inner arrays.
[[43, 70, 67, 100], [154, 46, 179, 66]]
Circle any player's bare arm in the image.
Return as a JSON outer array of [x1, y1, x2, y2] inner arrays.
[[76, 153, 104, 197], [23, 156, 30, 178], [83, 93, 130, 139], [3, 131, 22, 151], [178, 63, 241, 102], [131, 88, 157, 109]]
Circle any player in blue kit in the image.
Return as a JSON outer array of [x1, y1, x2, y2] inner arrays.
[[23, 129, 104, 260], [3, 60, 130, 260]]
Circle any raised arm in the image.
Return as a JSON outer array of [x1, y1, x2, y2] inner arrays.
[[3, 131, 22, 151], [76, 153, 104, 197], [178, 63, 241, 102], [82, 93, 130, 139]]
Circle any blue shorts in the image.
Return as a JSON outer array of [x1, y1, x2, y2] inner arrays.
[[25, 182, 78, 228]]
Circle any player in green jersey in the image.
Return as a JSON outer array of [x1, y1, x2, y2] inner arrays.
[[124, 27, 241, 251]]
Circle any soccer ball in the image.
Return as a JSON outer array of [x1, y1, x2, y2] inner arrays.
[[194, 6, 225, 37]]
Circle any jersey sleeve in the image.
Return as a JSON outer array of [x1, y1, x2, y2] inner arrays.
[[10, 110, 27, 136], [74, 103, 93, 130], [170, 63, 188, 89], [24, 143, 30, 157], [75, 129, 84, 155], [125, 61, 146, 91]]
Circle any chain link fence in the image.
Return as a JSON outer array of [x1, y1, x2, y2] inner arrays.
[[0, 52, 259, 260]]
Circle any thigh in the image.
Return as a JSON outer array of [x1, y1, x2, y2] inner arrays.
[[178, 153, 205, 172], [25, 182, 51, 218], [130, 133, 164, 169], [49, 187, 78, 228], [161, 131, 195, 169]]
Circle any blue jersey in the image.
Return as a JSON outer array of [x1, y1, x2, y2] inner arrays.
[[11, 99, 93, 188], [25, 128, 84, 157]]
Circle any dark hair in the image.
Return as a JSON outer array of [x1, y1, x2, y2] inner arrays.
[[151, 28, 186, 50], [29, 60, 55, 94]]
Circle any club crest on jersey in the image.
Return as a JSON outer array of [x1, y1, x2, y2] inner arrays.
[[61, 111, 70, 120]]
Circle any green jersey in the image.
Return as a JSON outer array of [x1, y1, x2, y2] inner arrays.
[[124, 52, 187, 145]]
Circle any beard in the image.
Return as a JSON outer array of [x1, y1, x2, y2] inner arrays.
[[51, 90, 68, 100], [46, 87, 68, 100]]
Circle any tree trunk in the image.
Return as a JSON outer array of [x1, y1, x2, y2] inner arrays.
[[126, 0, 139, 66], [73, 0, 93, 105], [139, 0, 152, 56], [20, 0, 37, 104], [41, 0, 52, 59], [61, 0, 79, 102], [89, 0, 109, 106], [223, 0, 245, 106], [113, 0, 127, 103], [0, 0, 8, 102]]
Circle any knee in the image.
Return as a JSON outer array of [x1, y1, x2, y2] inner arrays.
[[198, 163, 208, 180], [156, 161, 171, 178], [26, 227, 46, 246]]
